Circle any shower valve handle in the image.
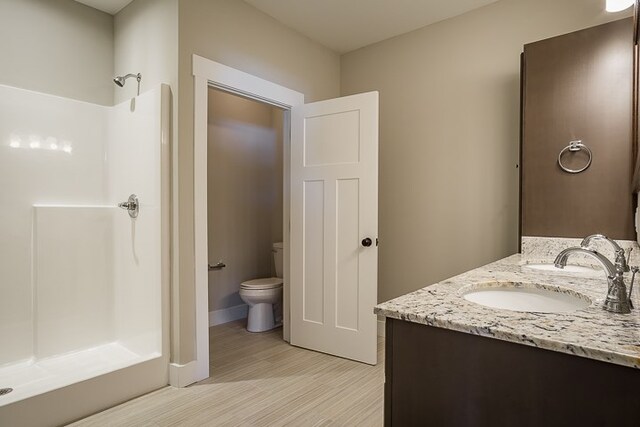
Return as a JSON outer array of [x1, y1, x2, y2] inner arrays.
[[118, 194, 139, 218]]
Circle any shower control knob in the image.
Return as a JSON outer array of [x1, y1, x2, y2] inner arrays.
[[362, 238, 373, 247], [118, 194, 139, 218]]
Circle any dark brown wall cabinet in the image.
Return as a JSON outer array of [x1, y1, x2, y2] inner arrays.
[[521, 18, 635, 240]]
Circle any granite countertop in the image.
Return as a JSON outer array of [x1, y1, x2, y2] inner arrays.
[[374, 252, 640, 369]]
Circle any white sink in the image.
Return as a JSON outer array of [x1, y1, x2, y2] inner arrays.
[[523, 263, 600, 275], [461, 282, 591, 313]]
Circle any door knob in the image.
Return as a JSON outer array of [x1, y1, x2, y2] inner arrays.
[[362, 237, 373, 247]]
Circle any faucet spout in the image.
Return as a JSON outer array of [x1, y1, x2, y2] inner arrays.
[[554, 247, 616, 277], [580, 234, 629, 272], [554, 246, 631, 314]]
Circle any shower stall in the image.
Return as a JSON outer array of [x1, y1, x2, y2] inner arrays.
[[0, 82, 170, 417]]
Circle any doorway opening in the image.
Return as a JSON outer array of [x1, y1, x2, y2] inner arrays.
[[206, 87, 287, 346], [192, 56, 379, 385], [191, 56, 302, 382]]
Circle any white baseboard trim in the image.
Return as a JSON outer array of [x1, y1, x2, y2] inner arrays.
[[169, 360, 198, 388], [377, 318, 385, 337], [209, 304, 248, 326]]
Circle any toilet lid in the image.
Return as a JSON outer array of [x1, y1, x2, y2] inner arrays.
[[240, 277, 283, 290]]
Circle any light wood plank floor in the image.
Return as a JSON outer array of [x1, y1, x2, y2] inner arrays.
[[71, 321, 384, 426]]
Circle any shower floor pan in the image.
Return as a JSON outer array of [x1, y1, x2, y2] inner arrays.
[[0, 342, 160, 406]]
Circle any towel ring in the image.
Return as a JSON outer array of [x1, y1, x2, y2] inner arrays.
[[558, 140, 592, 174]]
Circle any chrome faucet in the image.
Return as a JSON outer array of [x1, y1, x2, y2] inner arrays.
[[554, 247, 632, 314], [580, 234, 630, 272]]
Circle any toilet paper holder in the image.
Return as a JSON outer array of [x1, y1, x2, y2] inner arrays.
[[208, 261, 226, 271]]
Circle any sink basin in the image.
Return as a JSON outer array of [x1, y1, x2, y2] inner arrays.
[[523, 263, 600, 274], [461, 282, 591, 313]]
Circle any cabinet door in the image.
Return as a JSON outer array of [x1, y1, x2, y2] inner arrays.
[[522, 18, 634, 239]]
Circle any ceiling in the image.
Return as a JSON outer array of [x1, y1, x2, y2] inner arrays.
[[74, 0, 133, 15], [244, 0, 499, 54], [74, 0, 499, 53]]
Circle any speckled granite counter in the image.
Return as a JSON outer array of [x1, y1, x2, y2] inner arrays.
[[375, 252, 640, 369]]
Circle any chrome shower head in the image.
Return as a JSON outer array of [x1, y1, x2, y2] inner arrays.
[[113, 73, 142, 94]]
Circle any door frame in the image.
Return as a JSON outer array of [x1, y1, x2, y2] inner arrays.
[[192, 55, 304, 381]]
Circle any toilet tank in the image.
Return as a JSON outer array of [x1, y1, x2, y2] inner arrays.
[[273, 242, 284, 278]]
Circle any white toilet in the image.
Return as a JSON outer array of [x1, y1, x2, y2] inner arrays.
[[239, 242, 284, 333]]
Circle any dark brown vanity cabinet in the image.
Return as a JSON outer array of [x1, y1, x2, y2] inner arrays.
[[383, 318, 640, 427]]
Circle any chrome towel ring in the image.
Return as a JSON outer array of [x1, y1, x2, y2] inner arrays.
[[558, 140, 592, 174]]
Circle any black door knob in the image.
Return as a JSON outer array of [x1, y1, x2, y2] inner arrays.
[[362, 238, 373, 247]]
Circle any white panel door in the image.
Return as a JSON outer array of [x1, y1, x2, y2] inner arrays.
[[290, 92, 378, 365]]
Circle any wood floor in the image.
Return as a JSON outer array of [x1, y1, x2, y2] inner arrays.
[[71, 321, 384, 426]]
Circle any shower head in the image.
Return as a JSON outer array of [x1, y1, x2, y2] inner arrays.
[[113, 76, 126, 87], [113, 73, 141, 87], [113, 73, 142, 94]]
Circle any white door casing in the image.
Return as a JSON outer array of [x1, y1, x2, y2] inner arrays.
[[290, 92, 379, 365], [192, 56, 304, 384]]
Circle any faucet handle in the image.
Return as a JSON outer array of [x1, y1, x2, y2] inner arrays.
[[629, 266, 639, 310], [615, 248, 630, 273], [625, 247, 633, 266]]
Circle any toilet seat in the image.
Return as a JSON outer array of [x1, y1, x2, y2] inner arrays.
[[240, 277, 283, 290]]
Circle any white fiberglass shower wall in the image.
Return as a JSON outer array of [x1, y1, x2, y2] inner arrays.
[[0, 83, 170, 412]]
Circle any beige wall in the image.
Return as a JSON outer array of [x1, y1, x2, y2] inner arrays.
[[207, 89, 283, 312], [340, 0, 631, 303], [113, 0, 180, 361], [113, 0, 179, 104], [176, 0, 341, 362], [0, 0, 114, 105]]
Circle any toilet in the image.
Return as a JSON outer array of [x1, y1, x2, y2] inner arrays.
[[239, 242, 284, 332]]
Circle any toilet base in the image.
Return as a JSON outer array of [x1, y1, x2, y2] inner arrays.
[[246, 303, 276, 333]]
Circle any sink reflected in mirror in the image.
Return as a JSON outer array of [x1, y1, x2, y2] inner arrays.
[[461, 281, 591, 313], [523, 263, 600, 275]]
